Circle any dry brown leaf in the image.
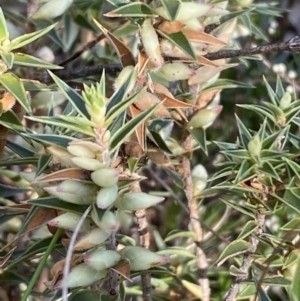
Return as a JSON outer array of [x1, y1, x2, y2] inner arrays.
[[147, 148, 174, 169], [183, 30, 227, 45], [128, 105, 146, 151], [158, 21, 185, 34], [137, 52, 149, 77], [32, 167, 90, 183], [0, 92, 16, 112], [197, 55, 219, 67], [47, 254, 83, 290], [135, 91, 170, 118], [110, 258, 131, 281], [196, 89, 221, 109], [93, 19, 135, 67]]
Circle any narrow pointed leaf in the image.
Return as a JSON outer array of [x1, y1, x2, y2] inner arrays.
[[0, 72, 31, 113], [110, 102, 162, 152], [10, 23, 57, 50], [160, 0, 181, 21], [216, 240, 250, 266], [14, 53, 62, 69], [48, 70, 89, 118], [0, 50, 14, 69], [189, 127, 207, 155], [93, 19, 135, 67], [157, 30, 197, 61], [104, 3, 155, 17], [235, 114, 252, 148], [237, 220, 258, 240], [0, 8, 9, 41], [36, 154, 52, 177]]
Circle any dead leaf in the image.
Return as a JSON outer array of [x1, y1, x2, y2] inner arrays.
[[93, 19, 135, 67], [137, 52, 149, 77], [0, 92, 16, 113], [196, 89, 221, 109], [183, 30, 227, 45], [158, 21, 185, 34], [197, 55, 219, 67], [110, 258, 131, 281], [147, 148, 174, 169], [32, 167, 90, 183], [128, 105, 146, 150]]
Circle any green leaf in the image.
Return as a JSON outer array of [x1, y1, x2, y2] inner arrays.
[[110, 102, 162, 153], [6, 140, 37, 157], [164, 230, 196, 242], [105, 87, 146, 126], [23, 133, 75, 147], [237, 220, 258, 240], [253, 275, 272, 301], [220, 199, 255, 218], [0, 156, 38, 166], [149, 130, 172, 154], [189, 127, 207, 155], [157, 31, 197, 61], [0, 183, 29, 197], [0, 110, 26, 132], [0, 72, 31, 113], [237, 104, 277, 124], [0, 271, 28, 284], [0, 50, 14, 69], [25, 116, 95, 137], [221, 149, 250, 160], [275, 75, 285, 99], [13, 53, 62, 69], [220, 8, 255, 24], [105, 3, 155, 17], [160, 0, 181, 21], [235, 114, 252, 148], [263, 75, 279, 105], [206, 79, 254, 90], [256, 161, 281, 181], [216, 240, 250, 267], [27, 197, 89, 214], [281, 218, 300, 232], [106, 67, 138, 114], [10, 23, 57, 50], [270, 191, 300, 214], [234, 159, 255, 184], [283, 250, 298, 270], [36, 154, 52, 177], [157, 247, 195, 258], [48, 71, 89, 118], [0, 8, 9, 42]]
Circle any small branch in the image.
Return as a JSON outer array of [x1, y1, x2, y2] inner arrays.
[[38, 37, 300, 83], [62, 206, 91, 301], [58, 21, 128, 67], [133, 182, 152, 301], [224, 211, 265, 301]]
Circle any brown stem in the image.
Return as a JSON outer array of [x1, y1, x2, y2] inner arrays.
[[224, 212, 265, 301], [133, 182, 152, 301]]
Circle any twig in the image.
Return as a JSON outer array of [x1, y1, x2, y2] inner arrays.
[[39, 37, 300, 83], [224, 212, 265, 301], [58, 21, 128, 67], [133, 182, 152, 301], [62, 206, 91, 301]]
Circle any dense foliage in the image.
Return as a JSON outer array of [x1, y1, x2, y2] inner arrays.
[[1, 1, 300, 301]]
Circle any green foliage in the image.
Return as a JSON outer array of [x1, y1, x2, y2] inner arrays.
[[0, 1, 298, 301]]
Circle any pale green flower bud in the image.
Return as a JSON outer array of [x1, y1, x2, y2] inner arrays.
[[54, 263, 107, 289], [74, 228, 112, 250], [187, 105, 223, 130], [116, 210, 133, 230], [46, 145, 76, 167], [71, 157, 106, 171], [119, 246, 169, 271], [91, 168, 119, 187], [192, 164, 208, 196], [84, 250, 121, 270], [279, 92, 292, 110], [32, 0, 73, 19], [102, 130, 111, 144], [158, 63, 195, 81], [91, 209, 119, 231], [114, 192, 164, 211], [47, 213, 94, 232], [44, 186, 95, 205], [57, 180, 98, 196], [67, 145, 96, 158], [114, 65, 136, 94], [247, 135, 262, 157], [141, 19, 163, 68], [155, 3, 211, 22], [96, 185, 119, 209]]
